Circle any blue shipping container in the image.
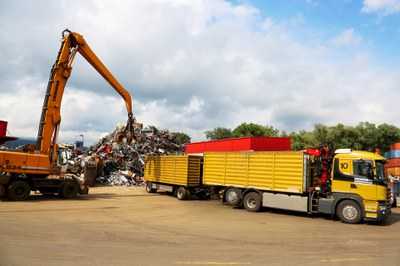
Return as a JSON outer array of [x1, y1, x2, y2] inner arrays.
[[388, 150, 400, 159]]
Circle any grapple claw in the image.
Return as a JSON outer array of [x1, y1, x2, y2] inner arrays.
[[115, 114, 143, 144]]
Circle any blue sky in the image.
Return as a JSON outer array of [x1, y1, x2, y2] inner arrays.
[[247, 0, 400, 66], [1, 0, 400, 145]]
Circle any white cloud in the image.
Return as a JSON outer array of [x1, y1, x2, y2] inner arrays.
[[361, 0, 400, 16], [0, 78, 44, 137], [0, 0, 399, 146], [331, 29, 362, 47]]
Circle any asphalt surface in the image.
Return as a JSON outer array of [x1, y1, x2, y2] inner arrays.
[[1, 186, 399, 266]]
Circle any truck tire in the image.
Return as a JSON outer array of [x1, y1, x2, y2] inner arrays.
[[8, 180, 31, 201], [243, 192, 262, 212], [59, 181, 79, 199], [145, 182, 156, 193], [176, 187, 187, 200], [337, 200, 362, 224], [225, 188, 242, 207]]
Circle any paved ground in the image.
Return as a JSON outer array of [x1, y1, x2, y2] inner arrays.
[[1, 186, 399, 266]]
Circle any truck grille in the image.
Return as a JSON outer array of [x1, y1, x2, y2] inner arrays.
[[387, 188, 392, 212]]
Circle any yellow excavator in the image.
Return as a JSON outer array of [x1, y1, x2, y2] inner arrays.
[[0, 29, 142, 200]]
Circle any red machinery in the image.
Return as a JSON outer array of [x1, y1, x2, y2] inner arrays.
[[0, 121, 18, 145]]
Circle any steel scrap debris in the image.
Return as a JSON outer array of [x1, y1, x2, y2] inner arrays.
[[68, 126, 185, 186]]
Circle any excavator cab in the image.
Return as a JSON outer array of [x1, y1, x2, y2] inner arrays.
[[56, 144, 72, 173]]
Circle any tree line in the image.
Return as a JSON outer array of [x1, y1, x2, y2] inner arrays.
[[201, 122, 400, 153]]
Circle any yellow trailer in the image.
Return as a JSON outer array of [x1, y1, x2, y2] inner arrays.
[[203, 151, 313, 213], [144, 155, 208, 200], [203, 151, 306, 194]]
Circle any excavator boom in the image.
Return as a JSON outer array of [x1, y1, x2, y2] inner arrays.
[[68, 31, 133, 115], [36, 29, 139, 158]]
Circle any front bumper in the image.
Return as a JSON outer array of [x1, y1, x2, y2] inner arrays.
[[365, 201, 391, 223]]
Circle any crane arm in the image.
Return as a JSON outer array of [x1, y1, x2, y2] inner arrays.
[[68, 31, 133, 116], [36, 29, 138, 158]]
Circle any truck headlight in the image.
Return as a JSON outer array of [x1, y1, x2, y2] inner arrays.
[[378, 206, 387, 211]]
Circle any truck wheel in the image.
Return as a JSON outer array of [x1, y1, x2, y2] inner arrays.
[[225, 188, 242, 207], [176, 187, 187, 200], [8, 180, 31, 201], [243, 192, 262, 212], [337, 200, 362, 224], [145, 182, 156, 193], [59, 182, 79, 199]]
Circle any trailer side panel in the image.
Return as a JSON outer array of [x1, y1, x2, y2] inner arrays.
[[203, 151, 306, 194], [144, 155, 202, 187]]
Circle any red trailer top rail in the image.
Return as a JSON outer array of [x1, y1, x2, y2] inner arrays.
[[185, 136, 291, 154]]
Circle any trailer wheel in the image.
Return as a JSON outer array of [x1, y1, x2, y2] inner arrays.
[[337, 200, 362, 224], [59, 181, 79, 199], [243, 192, 262, 212], [145, 182, 156, 193], [225, 188, 242, 207], [8, 180, 31, 201], [176, 187, 187, 200]]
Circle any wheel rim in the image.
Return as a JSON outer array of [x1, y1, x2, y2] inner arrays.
[[246, 197, 257, 209], [227, 191, 238, 202], [15, 186, 25, 196], [177, 189, 183, 198], [66, 187, 74, 194], [342, 205, 358, 220]]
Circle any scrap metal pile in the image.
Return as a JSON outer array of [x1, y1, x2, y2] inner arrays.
[[68, 126, 185, 186]]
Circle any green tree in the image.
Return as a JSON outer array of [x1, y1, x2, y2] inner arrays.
[[263, 125, 280, 137], [327, 124, 360, 150], [204, 127, 233, 140], [355, 122, 377, 151], [289, 130, 318, 150], [376, 124, 400, 153], [232, 123, 279, 137], [280, 130, 288, 137], [313, 123, 329, 146], [172, 132, 191, 144], [203, 122, 400, 153]]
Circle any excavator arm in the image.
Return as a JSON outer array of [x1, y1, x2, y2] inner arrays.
[[36, 29, 140, 160]]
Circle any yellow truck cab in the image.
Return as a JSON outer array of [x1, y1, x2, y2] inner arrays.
[[328, 149, 391, 222]]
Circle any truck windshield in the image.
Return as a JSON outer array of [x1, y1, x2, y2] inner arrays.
[[375, 161, 385, 180]]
